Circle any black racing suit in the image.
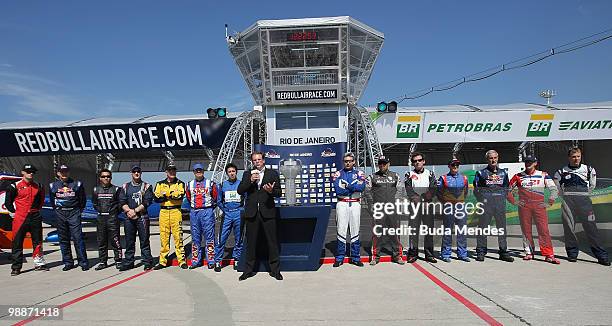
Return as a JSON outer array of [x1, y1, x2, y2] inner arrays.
[[366, 170, 403, 260], [92, 184, 123, 265], [554, 164, 608, 261]]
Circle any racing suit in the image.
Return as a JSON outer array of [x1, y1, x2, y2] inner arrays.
[[50, 178, 89, 268], [473, 166, 510, 257], [437, 173, 469, 259], [404, 168, 437, 259], [366, 170, 403, 261], [119, 181, 153, 268], [508, 170, 558, 257], [333, 168, 366, 263], [185, 178, 218, 267], [553, 164, 608, 261], [92, 184, 123, 265], [215, 178, 243, 264], [154, 178, 186, 266], [5, 179, 47, 271]]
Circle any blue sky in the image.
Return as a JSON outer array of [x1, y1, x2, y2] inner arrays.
[[1, 1, 611, 122]]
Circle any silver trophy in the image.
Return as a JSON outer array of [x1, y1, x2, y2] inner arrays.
[[279, 158, 302, 206]]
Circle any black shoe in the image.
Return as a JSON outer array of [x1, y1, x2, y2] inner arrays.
[[333, 261, 343, 268], [188, 264, 200, 270], [500, 255, 514, 263], [392, 257, 405, 265], [35, 265, 50, 271], [11, 269, 20, 276], [62, 265, 75, 271], [269, 272, 283, 280], [567, 257, 578, 262], [153, 264, 167, 270], [95, 263, 108, 271], [119, 264, 134, 271], [425, 256, 437, 263], [406, 256, 417, 263], [179, 263, 188, 269], [214, 263, 222, 272], [598, 259, 611, 266], [81, 266, 90, 271], [233, 264, 239, 271], [143, 265, 153, 271], [239, 272, 254, 281], [115, 262, 122, 269], [476, 254, 485, 262], [349, 260, 364, 267], [207, 264, 215, 269]]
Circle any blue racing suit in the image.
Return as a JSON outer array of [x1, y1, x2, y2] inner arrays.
[[214, 179, 243, 264], [186, 178, 218, 267], [473, 166, 510, 255], [50, 178, 89, 268], [333, 168, 366, 263], [437, 173, 469, 259]]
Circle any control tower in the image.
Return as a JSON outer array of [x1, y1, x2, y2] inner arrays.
[[227, 16, 384, 146]]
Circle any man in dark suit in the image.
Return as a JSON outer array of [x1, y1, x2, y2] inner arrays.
[[238, 151, 283, 281]]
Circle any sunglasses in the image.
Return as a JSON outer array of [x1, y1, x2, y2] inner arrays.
[[100, 175, 112, 179], [450, 164, 460, 167], [24, 170, 36, 174], [131, 170, 141, 174], [411, 158, 424, 163]]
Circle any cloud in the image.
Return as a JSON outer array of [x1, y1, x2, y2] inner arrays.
[[0, 71, 63, 87], [102, 99, 143, 115], [0, 83, 83, 118], [0, 63, 13, 68], [0, 70, 145, 121]]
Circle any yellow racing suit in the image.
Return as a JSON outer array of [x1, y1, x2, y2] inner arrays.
[[154, 178, 186, 266]]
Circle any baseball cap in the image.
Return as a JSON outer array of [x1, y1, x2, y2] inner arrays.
[[130, 164, 141, 172], [523, 155, 538, 163], [22, 164, 37, 173], [165, 163, 177, 171], [58, 164, 69, 171], [377, 155, 390, 164], [192, 163, 204, 171], [448, 158, 461, 166]]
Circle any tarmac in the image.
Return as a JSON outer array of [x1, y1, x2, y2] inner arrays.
[[1, 218, 611, 326]]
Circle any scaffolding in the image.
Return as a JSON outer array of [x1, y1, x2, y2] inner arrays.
[[211, 110, 265, 184], [347, 105, 383, 174]]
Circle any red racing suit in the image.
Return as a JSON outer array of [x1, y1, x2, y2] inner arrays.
[[5, 178, 46, 270], [508, 169, 558, 256]]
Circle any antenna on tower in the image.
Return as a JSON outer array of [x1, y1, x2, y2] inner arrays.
[[225, 24, 237, 44]]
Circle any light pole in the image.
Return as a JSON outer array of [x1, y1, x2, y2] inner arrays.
[[539, 90, 556, 106]]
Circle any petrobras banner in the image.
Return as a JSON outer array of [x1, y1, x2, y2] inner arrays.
[[373, 109, 612, 143], [255, 142, 346, 207], [0, 119, 234, 156]]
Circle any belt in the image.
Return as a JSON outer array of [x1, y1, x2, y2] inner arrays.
[[339, 198, 360, 202], [224, 207, 241, 212], [160, 205, 182, 210], [191, 207, 215, 210], [57, 207, 79, 211]]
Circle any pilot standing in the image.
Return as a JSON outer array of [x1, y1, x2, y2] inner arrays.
[[5, 164, 49, 276], [50, 165, 89, 271]]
